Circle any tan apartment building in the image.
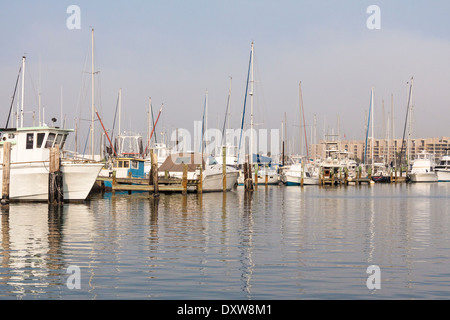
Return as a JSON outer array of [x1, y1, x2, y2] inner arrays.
[[310, 137, 450, 164]]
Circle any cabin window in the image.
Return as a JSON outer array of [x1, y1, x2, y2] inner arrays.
[[26, 133, 34, 149], [123, 160, 129, 168], [45, 133, 56, 148], [60, 134, 68, 149], [131, 160, 139, 169], [55, 134, 63, 147], [175, 157, 191, 164], [37, 133, 45, 148]]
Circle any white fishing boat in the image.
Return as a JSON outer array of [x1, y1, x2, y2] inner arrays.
[[282, 161, 319, 185], [435, 150, 450, 182], [408, 151, 437, 182], [0, 126, 103, 201]]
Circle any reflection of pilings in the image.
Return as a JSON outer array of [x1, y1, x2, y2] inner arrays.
[[47, 205, 64, 273], [1, 210, 10, 285]]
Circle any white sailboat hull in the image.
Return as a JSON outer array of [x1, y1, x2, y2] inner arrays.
[[1, 162, 103, 201], [202, 171, 239, 192]]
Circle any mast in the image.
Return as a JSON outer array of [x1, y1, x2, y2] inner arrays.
[[38, 56, 42, 126], [148, 97, 152, 149], [118, 88, 122, 136], [299, 81, 309, 160], [90, 28, 95, 160], [371, 87, 374, 172], [250, 41, 254, 165], [20, 56, 26, 128], [391, 94, 395, 167]]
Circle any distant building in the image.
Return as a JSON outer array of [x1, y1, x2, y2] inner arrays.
[[310, 137, 450, 164]]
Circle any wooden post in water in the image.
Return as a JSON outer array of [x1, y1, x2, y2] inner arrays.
[[182, 164, 188, 195], [222, 146, 226, 192], [197, 164, 203, 194], [265, 164, 268, 186], [1, 142, 11, 205], [301, 159, 305, 187], [112, 170, 117, 195], [49, 146, 63, 205], [254, 164, 258, 189], [151, 149, 159, 197]]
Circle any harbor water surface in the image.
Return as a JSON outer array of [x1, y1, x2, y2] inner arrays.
[[1, 183, 450, 300]]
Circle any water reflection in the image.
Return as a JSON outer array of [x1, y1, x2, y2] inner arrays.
[[0, 184, 450, 299]]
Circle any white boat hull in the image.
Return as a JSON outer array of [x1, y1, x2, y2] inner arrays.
[[284, 174, 319, 185], [0, 162, 103, 201], [409, 172, 438, 183], [202, 171, 239, 192], [436, 170, 450, 182]]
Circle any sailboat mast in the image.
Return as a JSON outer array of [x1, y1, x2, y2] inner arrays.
[[250, 42, 254, 165], [91, 28, 95, 160], [20, 56, 26, 128], [371, 87, 374, 172]]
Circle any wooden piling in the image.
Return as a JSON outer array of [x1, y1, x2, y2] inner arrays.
[[49, 146, 63, 205], [150, 149, 159, 197], [182, 164, 188, 195], [222, 146, 226, 192], [197, 164, 203, 194], [1, 142, 11, 205]]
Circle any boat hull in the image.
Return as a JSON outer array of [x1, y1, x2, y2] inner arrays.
[[202, 171, 239, 192], [409, 173, 438, 183], [284, 174, 319, 186], [0, 162, 103, 201], [436, 170, 450, 182]]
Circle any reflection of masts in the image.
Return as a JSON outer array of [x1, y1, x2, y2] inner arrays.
[[249, 42, 254, 165]]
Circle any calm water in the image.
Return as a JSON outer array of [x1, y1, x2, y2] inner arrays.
[[1, 183, 450, 300]]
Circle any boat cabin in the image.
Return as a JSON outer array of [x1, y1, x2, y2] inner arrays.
[[112, 157, 146, 178], [0, 126, 71, 163]]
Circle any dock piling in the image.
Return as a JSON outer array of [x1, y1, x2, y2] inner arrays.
[[1, 142, 11, 205]]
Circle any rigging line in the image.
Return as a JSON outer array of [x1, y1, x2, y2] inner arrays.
[[25, 60, 40, 108], [221, 77, 232, 145], [364, 90, 372, 165], [6, 66, 22, 128], [111, 91, 120, 144], [398, 78, 413, 169], [237, 49, 252, 164], [151, 101, 157, 144]]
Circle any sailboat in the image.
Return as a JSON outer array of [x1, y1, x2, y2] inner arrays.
[[283, 81, 318, 185], [1, 56, 103, 202], [236, 42, 280, 185]]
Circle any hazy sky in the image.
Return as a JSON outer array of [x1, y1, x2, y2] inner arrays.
[[2, 1, 450, 153]]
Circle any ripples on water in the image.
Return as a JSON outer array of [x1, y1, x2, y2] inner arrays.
[[1, 183, 450, 300]]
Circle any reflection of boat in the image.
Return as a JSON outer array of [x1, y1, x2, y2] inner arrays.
[[434, 150, 450, 182], [0, 126, 103, 201], [409, 151, 437, 183]]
